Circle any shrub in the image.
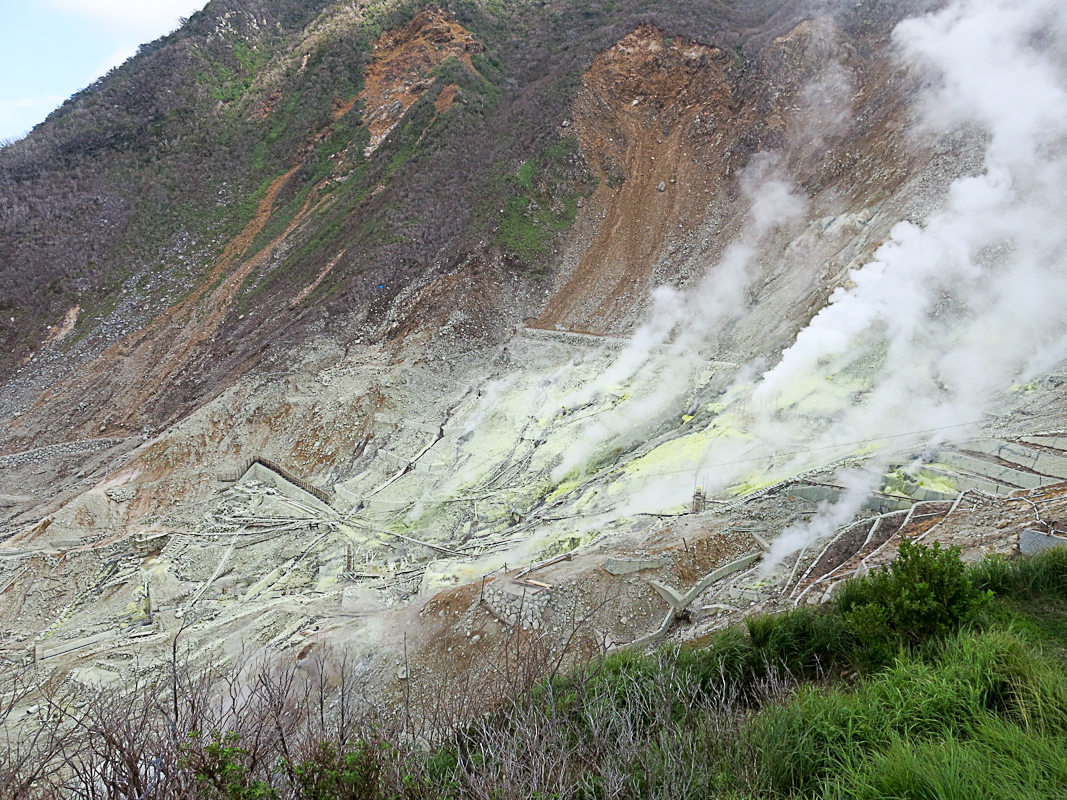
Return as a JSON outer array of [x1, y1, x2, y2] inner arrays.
[[293, 741, 385, 800], [749, 627, 1067, 797], [744, 607, 852, 679], [836, 536, 991, 649], [828, 720, 1067, 800], [970, 546, 1067, 600], [182, 731, 278, 800]]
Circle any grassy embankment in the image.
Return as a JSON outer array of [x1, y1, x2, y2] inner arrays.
[[177, 539, 1067, 799]]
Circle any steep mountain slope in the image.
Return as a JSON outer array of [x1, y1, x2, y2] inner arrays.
[[4, 0, 1067, 721]]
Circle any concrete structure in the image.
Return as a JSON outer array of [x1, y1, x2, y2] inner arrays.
[[937, 451, 1058, 492], [965, 440, 1067, 480], [241, 461, 334, 515], [1019, 528, 1067, 556]]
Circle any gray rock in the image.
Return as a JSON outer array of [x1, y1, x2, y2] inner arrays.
[[1020, 529, 1067, 555], [604, 557, 668, 575]]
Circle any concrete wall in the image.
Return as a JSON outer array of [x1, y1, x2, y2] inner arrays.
[[966, 440, 1067, 480], [787, 485, 914, 513], [243, 462, 334, 515], [35, 629, 118, 661], [1020, 528, 1067, 556], [937, 452, 1055, 490]]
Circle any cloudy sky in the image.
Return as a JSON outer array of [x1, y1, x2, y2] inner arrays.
[[0, 0, 208, 142]]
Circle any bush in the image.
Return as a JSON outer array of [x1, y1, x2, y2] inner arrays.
[[293, 741, 385, 800], [182, 731, 279, 800], [836, 537, 991, 651], [828, 719, 1067, 800], [744, 607, 852, 679], [748, 627, 1067, 798]]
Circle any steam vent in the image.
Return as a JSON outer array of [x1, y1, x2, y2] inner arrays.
[[3, 0, 1067, 794]]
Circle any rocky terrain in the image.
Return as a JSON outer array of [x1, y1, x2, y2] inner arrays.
[[3, 0, 1067, 736]]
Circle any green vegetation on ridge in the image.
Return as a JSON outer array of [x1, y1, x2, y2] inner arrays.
[[488, 136, 598, 271]]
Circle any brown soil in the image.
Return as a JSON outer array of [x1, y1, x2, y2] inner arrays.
[[41, 305, 80, 349], [2, 154, 343, 459], [15, 168, 292, 438], [358, 10, 483, 155], [290, 250, 347, 309], [434, 83, 459, 114], [533, 25, 743, 334], [534, 18, 922, 338], [797, 521, 872, 591]]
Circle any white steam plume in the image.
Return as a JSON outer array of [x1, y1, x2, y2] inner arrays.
[[760, 0, 1067, 405], [752, 0, 1067, 566], [762, 465, 883, 571], [529, 0, 1067, 572], [550, 153, 808, 482], [546, 31, 859, 487]]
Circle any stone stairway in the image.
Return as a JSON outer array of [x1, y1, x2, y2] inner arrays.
[[158, 533, 189, 561]]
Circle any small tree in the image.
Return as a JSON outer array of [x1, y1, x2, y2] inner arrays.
[[293, 741, 385, 800], [181, 731, 278, 800], [837, 537, 991, 657]]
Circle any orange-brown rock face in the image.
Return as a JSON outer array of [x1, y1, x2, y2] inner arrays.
[[534, 25, 745, 335], [534, 19, 915, 340], [358, 10, 483, 155], [3, 165, 306, 453]]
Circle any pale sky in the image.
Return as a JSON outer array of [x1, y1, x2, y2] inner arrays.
[[0, 0, 209, 142]]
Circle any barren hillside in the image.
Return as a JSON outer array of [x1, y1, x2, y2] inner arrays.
[[3, 0, 1067, 761]]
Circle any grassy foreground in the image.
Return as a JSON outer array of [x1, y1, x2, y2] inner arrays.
[[173, 540, 1067, 800], [5, 541, 1065, 798]]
